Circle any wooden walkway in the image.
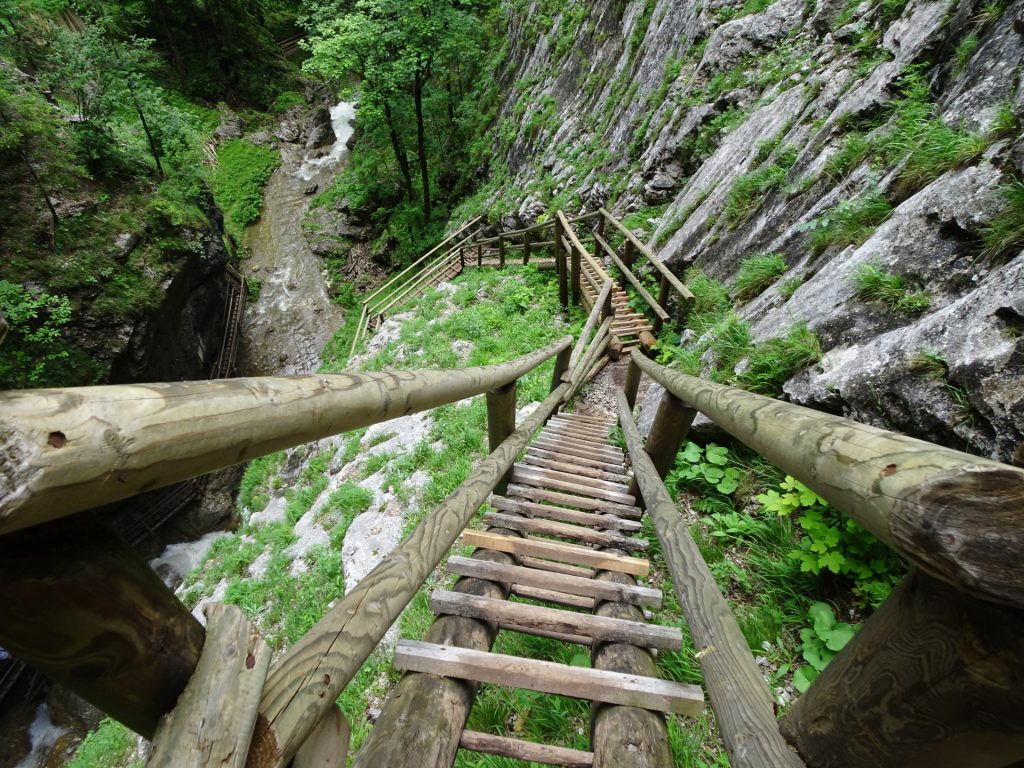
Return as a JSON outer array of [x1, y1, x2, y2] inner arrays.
[[390, 411, 703, 765]]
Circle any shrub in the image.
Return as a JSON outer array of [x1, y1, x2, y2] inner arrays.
[[0, 280, 72, 389], [684, 268, 732, 335], [850, 262, 931, 315], [211, 139, 281, 244], [733, 253, 787, 300]]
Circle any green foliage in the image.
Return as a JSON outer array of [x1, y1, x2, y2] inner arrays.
[[724, 148, 797, 225], [653, 189, 711, 248], [246, 277, 263, 303], [953, 33, 980, 75], [850, 261, 931, 315], [733, 252, 787, 300], [736, 322, 822, 395], [669, 441, 745, 496], [792, 602, 858, 692], [802, 190, 893, 254], [211, 139, 280, 244], [683, 268, 732, 337], [824, 132, 871, 180], [758, 476, 904, 605], [0, 280, 73, 388], [68, 718, 140, 768], [910, 348, 948, 380], [980, 180, 1024, 262], [778, 275, 803, 300]]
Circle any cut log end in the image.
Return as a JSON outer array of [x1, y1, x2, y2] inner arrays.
[[893, 466, 1024, 608], [243, 715, 281, 768]]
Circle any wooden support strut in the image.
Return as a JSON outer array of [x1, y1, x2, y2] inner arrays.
[[631, 351, 1024, 609], [487, 380, 517, 494], [627, 388, 696, 502]]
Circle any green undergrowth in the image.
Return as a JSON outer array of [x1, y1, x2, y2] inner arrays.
[[850, 261, 931, 315], [210, 138, 281, 246]]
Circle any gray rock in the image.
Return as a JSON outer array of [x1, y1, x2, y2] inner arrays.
[[214, 121, 243, 140], [114, 232, 139, 258], [248, 130, 274, 146], [304, 183, 319, 196], [275, 119, 302, 143], [700, 0, 806, 72], [636, 382, 667, 438]]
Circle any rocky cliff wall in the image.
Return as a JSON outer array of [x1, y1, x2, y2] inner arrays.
[[485, 0, 1024, 461]]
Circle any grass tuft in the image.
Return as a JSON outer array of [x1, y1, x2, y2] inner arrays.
[[980, 180, 1024, 262], [737, 322, 823, 395], [805, 191, 893, 255], [733, 253, 788, 301], [850, 261, 931, 315]]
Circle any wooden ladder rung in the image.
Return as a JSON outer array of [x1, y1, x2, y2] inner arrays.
[[525, 446, 624, 473], [514, 463, 631, 495], [430, 590, 680, 649], [488, 495, 642, 533], [511, 584, 594, 610], [483, 511, 648, 552], [506, 484, 642, 519], [459, 730, 594, 768], [520, 453, 629, 483], [535, 433, 624, 460], [447, 555, 662, 608], [462, 530, 649, 576], [395, 640, 704, 716], [510, 467, 637, 507]]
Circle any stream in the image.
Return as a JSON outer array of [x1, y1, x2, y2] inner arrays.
[[241, 101, 356, 376]]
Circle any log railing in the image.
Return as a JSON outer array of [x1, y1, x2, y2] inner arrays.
[[622, 350, 1024, 767]]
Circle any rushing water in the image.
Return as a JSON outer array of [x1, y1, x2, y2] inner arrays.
[[241, 102, 356, 376]]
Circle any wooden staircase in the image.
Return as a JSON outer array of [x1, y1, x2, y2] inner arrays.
[[382, 410, 704, 766], [575, 254, 655, 358]]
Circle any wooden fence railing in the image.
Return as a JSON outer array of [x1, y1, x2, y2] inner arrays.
[[620, 350, 1024, 767]]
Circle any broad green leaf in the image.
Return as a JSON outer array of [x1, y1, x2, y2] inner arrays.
[[808, 602, 835, 636], [681, 442, 702, 463], [716, 476, 739, 494], [705, 444, 729, 465], [824, 622, 857, 651], [819, 551, 846, 574], [793, 665, 819, 693]]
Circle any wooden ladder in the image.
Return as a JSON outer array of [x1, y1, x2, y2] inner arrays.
[[392, 411, 703, 766], [576, 245, 654, 357]]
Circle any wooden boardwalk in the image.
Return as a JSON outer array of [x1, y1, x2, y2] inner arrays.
[[389, 411, 703, 765]]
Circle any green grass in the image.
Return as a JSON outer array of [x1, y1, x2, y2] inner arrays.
[[850, 262, 931, 315], [211, 138, 281, 246], [736, 322, 823, 395], [980, 180, 1024, 262], [824, 132, 871, 180], [724, 148, 797, 225], [67, 718, 139, 768], [733, 253, 788, 301], [910, 348, 948, 380], [953, 33, 980, 75], [778, 275, 804, 300], [805, 191, 893, 255]]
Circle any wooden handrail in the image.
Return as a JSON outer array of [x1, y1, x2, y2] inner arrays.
[[592, 230, 670, 322], [246, 381, 572, 768], [616, 390, 805, 768], [599, 208, 694, 303], [0, 337, 572, 535], [630, 351, 1024, 609]]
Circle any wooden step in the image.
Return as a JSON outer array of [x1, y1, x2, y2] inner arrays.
[[488, 495, 642, 533], [548, 418, 609, 438], [395, 641, 704, 716], [520, 556, 594, 578], [482, 512, 647, 552], [462, 530, 649, 576], [557, 413, 615, 427], [542, 424, 611, 443], [511, 467, 636, 506], [515, 463, 630, 495], [459, 730, 593, 768], [430, 591, 680, 649], [506, 484, 642, 519], [511, 584, 594, 610], [525, 446, 625, 474], [520, 453, 629, 484], [531, 440, 625, 467], [535, 433, 624, 459], [446, 556, 661, 608]]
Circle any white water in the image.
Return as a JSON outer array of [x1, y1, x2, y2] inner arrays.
[[13, 705, 64, 768], [296, 101, 357, 181]]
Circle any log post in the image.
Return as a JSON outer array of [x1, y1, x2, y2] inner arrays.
[[653, 275, 671, 335], [0, 513, 205, 738], [498, 235, 506, 269], [555, 224, 568, 309], [624, 357, 642, 411], [780, 570, 1024, 767], [294, 707, 351, 768], [477, 238, 483, 267], [523, 229, 531, 265], [551, 346, 572, 394], [487, 380, 517, 494], [627, 389, 696, 502], [623, 239, 635, 272], [571, 243, 582, 306], [459, 247, 465, 270]]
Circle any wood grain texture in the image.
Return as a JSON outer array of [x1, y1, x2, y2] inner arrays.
[[487, 495, 641, 532], [511, 584, 595, 610], [520, 454, 629, 483], [0, 513, 204, 738], [627, 389, 696, 502], [631, 351, 1024, 608], [429, 590, 680, 649], [246, 384, 570, 768], [459, 730, 594, 767], [293, 706, 350, 768], [482, 511, 647, 551], [569, 281, 613, 372], [592, 231, 670, 322], [514, 463, 630, 494], [780, 570, 1024, 768], [463, 529, 649, 576], [395, 641, 704, 715], [149, 603, 270, 768], [506, 483, 642, 519], [617, 391, 805, 768], [511, 466, 636, 506], [0, 337, 571, 535], [598, 209, 694, 302]]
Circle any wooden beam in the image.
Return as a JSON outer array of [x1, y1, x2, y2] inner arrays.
[[488, 495, 641, 532], [395, 641, 703, 716], [598, 209, 693, 302], [0, 337, 571, 535], [514, 462, 630, 495], [520, 454, 629, 483], [0, 513, 204, 738], [430, 591, 678, 649], [149, 603, 271, 768], [511, 584, 594, 610], [653, 274, 671, 334], [568, 281, 613, 372], [505, 484, 642, 519], [525, 446, 624, 474], [462, 529, 649, 576], [487, 381, 517, 493], [550, 346, 572, 396], [593, 231, 670, 322], [557, 212, 589, 306], [781, 570, 1024, 767], [511, 465, 636, 506], [627, 389, 696, 502], [616, 390, 805, 768], [554, 217, 568, 309], [293, 706, 351, 768], [459, 730, 593, 768], [446, 556, 660, 608], [246, 384, 570, 768], [482, 512, 647, 551], [631, 351, 1024, 609], [521, 556, 595, 578]]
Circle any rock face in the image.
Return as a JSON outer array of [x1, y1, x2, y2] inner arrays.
[[481, 0, 1024, 461]]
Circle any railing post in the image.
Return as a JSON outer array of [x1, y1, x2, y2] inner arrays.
[[554, 218, 568, 309], [550, 346, 571, 394], [780, 570, 1024, 767], [477, 235, 483, 267], [653, 274, 671, 335], [627, 388, 696, 502], [498, 234, 506, 269], [623, 239, 636, 272], [570, 243, 582, 306], [487, 380, 517, 493], [459, 247, 465, 270], [624, 356, 642, 410], [523, 229, 531, 265], [0, 513, 205, 738]]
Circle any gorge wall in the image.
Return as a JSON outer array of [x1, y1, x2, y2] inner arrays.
[[482, 0, 1024, 461]]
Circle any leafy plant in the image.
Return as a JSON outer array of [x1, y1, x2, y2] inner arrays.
[[824, 132, 871, 180], [669, 442, 744, 496], [851, 262, 931, 315], [0, 280, 72, 388], [953, 33, 979, 75], [733, 252, 787, 301], [802, 191, 893, 255], [792, 602, 859, 692], [211, 138, 280, 245]]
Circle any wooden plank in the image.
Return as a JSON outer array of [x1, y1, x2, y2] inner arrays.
[[630, 351, 1024, 608], [520, 453, 629, 484], [460, 730, 593, 768], [430, 591, 678, 649], [511, 467, 637, 506], [529, 443, 620, 466], [482, 512, 647, 552], [599, 208, 694, 302], [512, 584, 595, 610], [568, 281, 613, 372], [515, 463, 630, 494], [557, 413, 615, 427], [531, 440, 625, 466], [500, 622, 593, 646], [592, 231, 670, 322], [293, 706, 351, 768], [521, 556, 594, 578], [549, 416, 610, 435], [536, 432, 624, 459], [617, 390, 805, 768], [149, 603, 270, 767], [544, 419, 610, 441], [446, 555, 661, 608], [394, 641, 703, 716], [488, 496, 642, 533], [506, 484, 642, 520], [462, 530, 649, 576]]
